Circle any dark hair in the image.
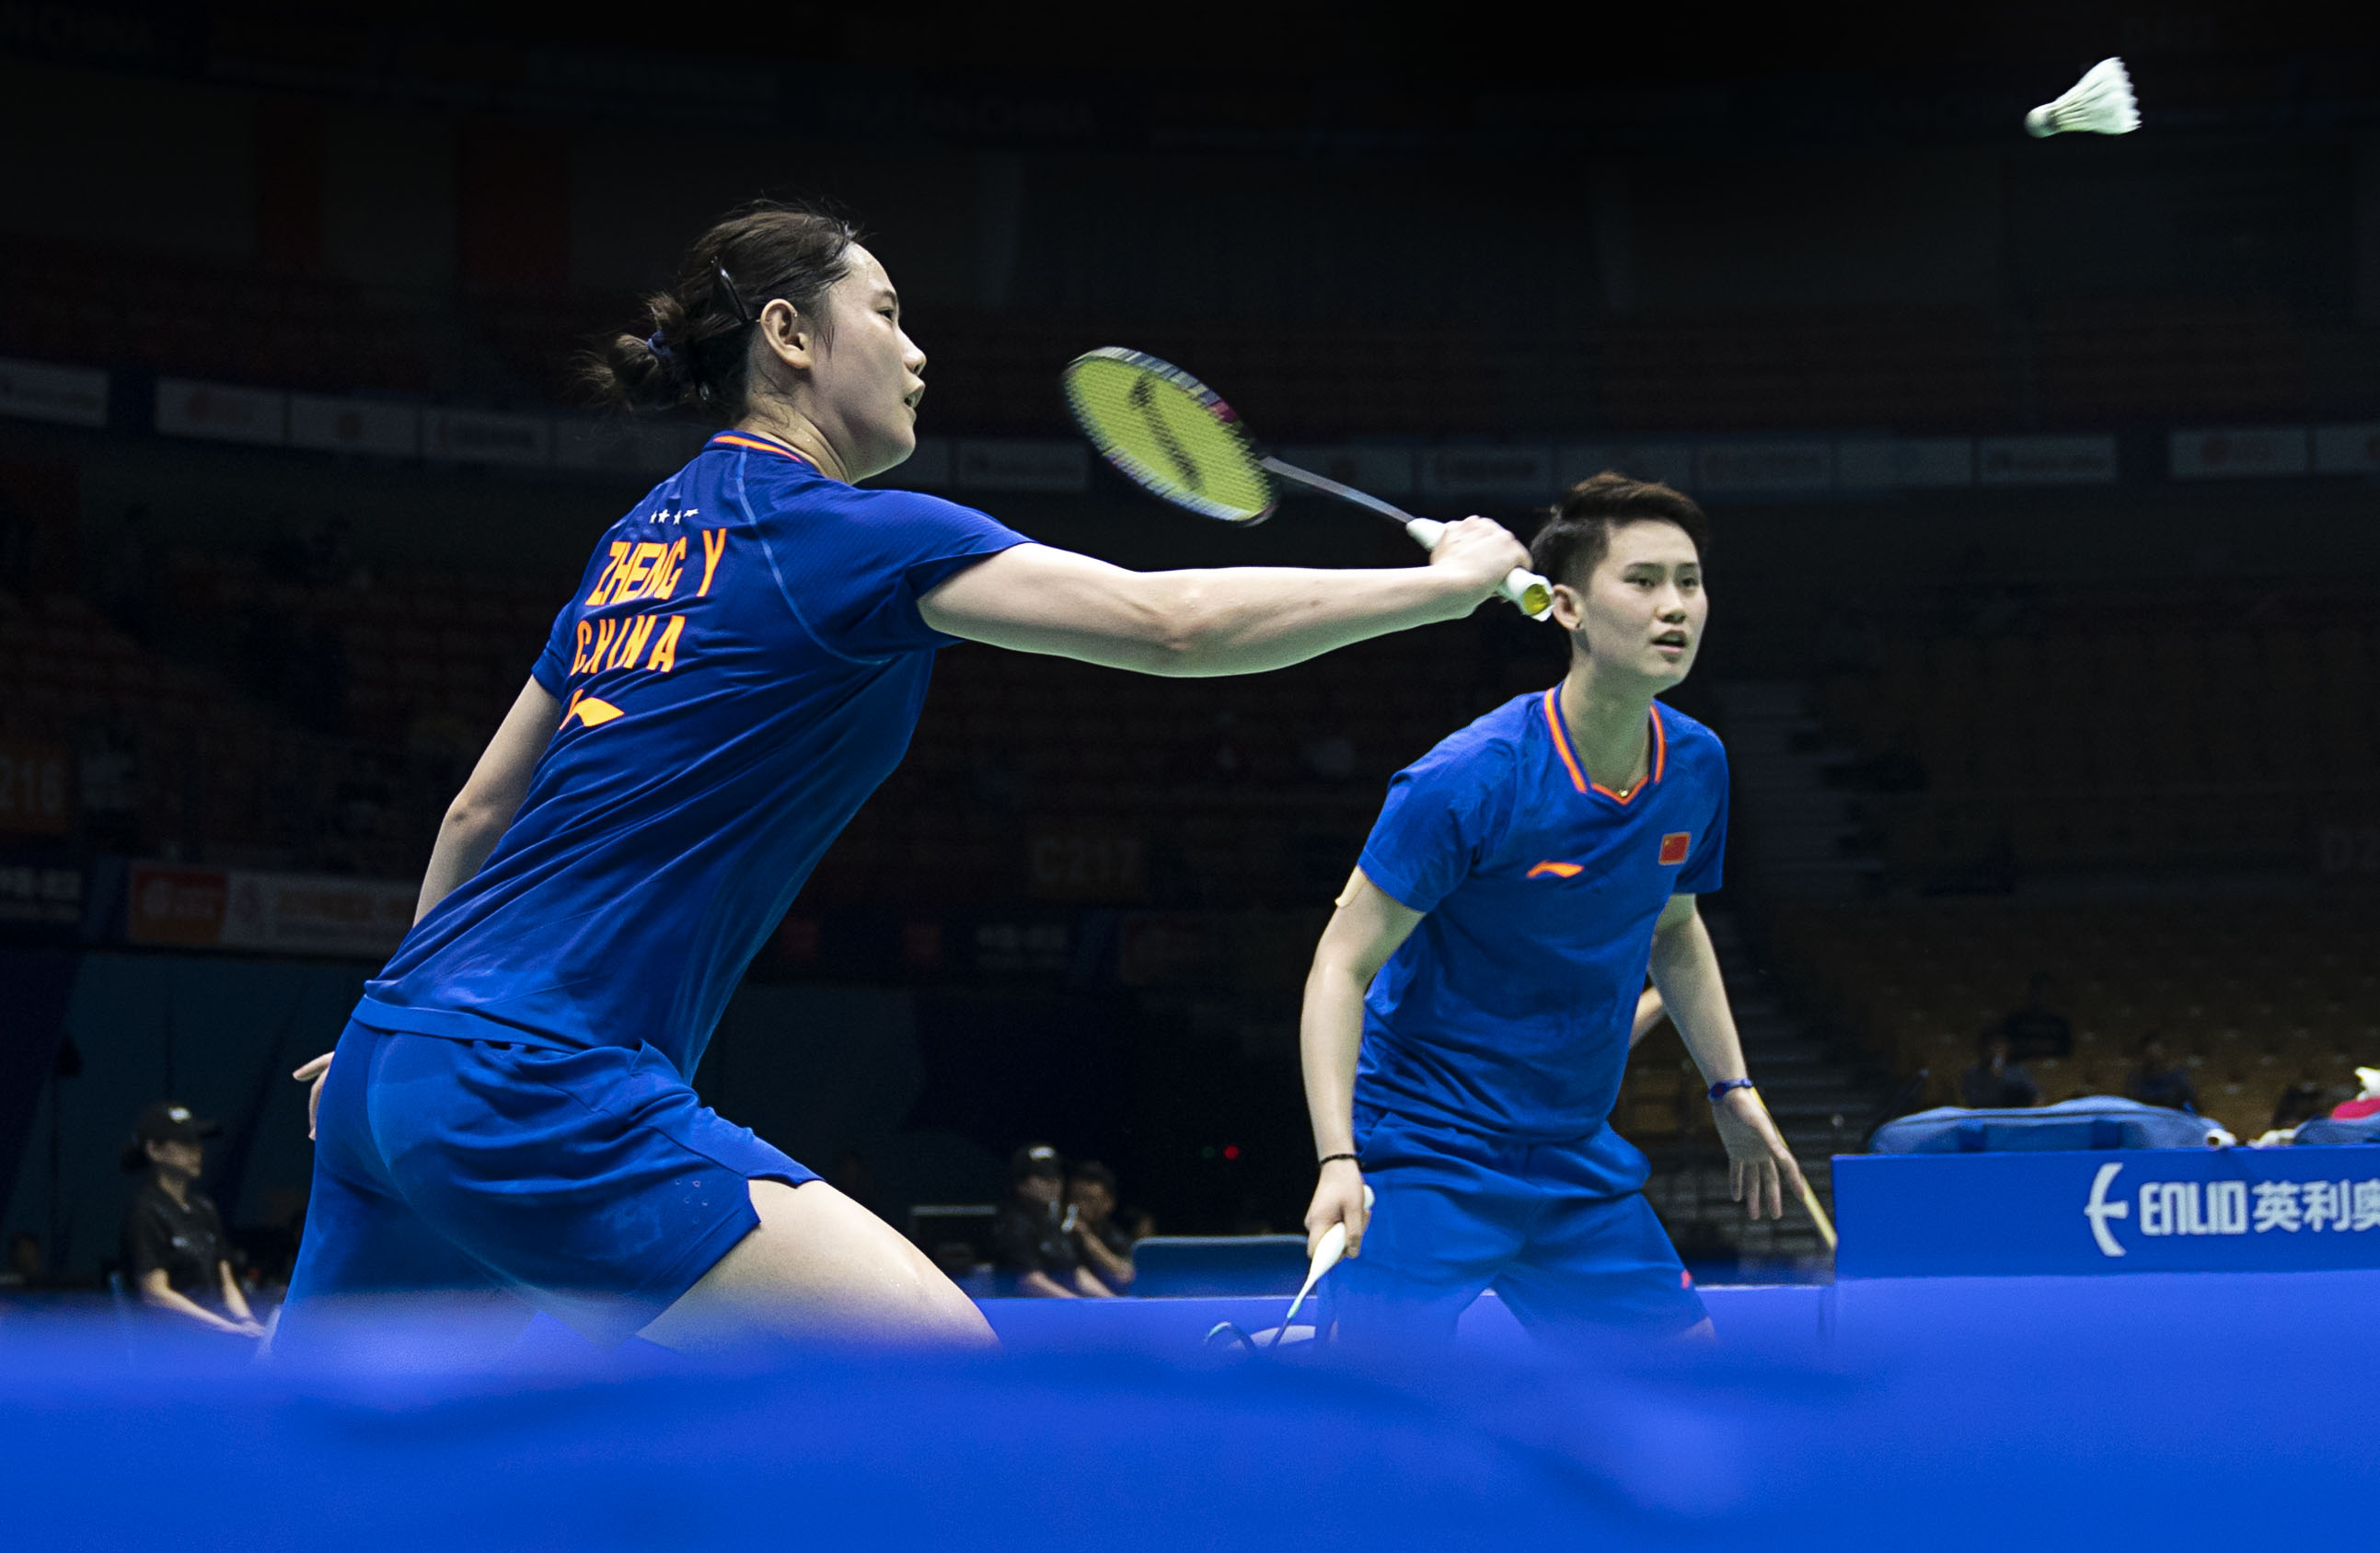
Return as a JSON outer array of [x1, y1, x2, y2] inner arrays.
[[1068, 1159, 1117, 1194], [583, 199, 861, 420], [1529, 472, 1710, 590]]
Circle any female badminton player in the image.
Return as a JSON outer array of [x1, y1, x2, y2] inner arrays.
[[277, 201, 1530, 1356], [1297, 474, 1804, 1350]]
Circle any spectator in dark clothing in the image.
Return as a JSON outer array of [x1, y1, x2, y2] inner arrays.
[[1961, 1033, 2040, 1110], [1994, 973, 2074, 1060], [2125, 1032, 2201, 1113], [992, 1143, 1112, 1299], [119, 1103, 262, 1339], [1066, 1160, 1137, 1292]]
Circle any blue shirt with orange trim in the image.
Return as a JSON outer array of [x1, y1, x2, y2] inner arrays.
[[1354, 690, 1727, 1143], [358, 432, 1028, 1077]]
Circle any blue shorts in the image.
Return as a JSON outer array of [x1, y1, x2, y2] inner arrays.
[[280, 1018, 815, 1352], [1327, 1109, 1706, 1351]]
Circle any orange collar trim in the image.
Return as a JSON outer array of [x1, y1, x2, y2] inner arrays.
[[1542, 690, 1666, 805], [707, 432, 817, 469]]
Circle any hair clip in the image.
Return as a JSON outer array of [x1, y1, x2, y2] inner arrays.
[[714, 261, 755, 325]]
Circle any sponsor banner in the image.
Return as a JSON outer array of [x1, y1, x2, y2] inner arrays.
[[1975, 435, 2118, 486], [425, 408, 552, 468], [0, 357, 108, 426], [1118, 912, 1223, 987], [1835, 436, 1974, 490], [126, 863, 414, 956], [2311, 423, 2380, 475], [881, 436, 953, 489], [2169, 425, 2310, 480], [1555, 440, 1695, 493], [288, 394, 422, 459], [155, 377, 286, 446], [0, 741, 73, 835], [551, 416, 707, 474], [1274, 446, 1416, 498], [1693, 438, 1833, 494], [0, 858, 82, 929], [1025, 823, 1147, 903], [956, 439, 1087, 493], [1420, 446, 1553, 498], [1834, 1149, 2380, 1279]]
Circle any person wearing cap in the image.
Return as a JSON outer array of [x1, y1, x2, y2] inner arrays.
[[121, 1103, 263, 1339], [991, 1143, 1114, 1299]]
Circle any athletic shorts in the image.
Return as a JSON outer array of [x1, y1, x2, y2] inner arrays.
[[279, 1017, 815, 1352], [1326, 1109, 1706, 1352]]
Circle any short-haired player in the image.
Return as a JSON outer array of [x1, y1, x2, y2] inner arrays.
[[1298, 475, 1804, 1349]]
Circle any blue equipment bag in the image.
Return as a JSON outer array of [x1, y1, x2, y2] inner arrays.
[[2292, 1113, 2380, 1146], [1870, 1096, 2223, 1154]]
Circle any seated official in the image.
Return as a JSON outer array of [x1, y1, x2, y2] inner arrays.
[[2124, 1032, 2200, 1113], [120, 1103, 264, 1340], [1960, 1033, 2040, 1110], [992, 1143, 1113, 1299], [1065, 1160, 1137, 1292]]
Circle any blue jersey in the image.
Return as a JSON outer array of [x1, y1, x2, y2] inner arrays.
[[359, 432, 1027, 1077], [1355, 690, 1728, 1142]]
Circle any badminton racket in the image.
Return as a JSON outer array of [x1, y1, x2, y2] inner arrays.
[[1062, 348, 1554, 619], [1270, 1182, 1375, 1342], [1797, 1175, 1838, 1255]]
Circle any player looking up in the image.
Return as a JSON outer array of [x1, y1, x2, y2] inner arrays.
[[1298, 474, 1803, 1350], [278, 201, 1530, 1357]]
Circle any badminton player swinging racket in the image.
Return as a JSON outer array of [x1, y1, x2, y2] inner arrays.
[[276, 201, 1531, 1356], [1299, 476, 1804, 1350]]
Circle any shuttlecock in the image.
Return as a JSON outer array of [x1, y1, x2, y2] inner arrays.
[[2025, 57, 2139, 137]]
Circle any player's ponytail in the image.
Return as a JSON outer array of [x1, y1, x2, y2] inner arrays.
[[581, 199, 861, 420]]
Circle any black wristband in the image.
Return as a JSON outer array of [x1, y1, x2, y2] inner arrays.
[[1318, 1152, 1359, 1166]]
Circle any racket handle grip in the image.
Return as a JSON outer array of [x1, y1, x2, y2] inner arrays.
[[1404, 519, 1554, 620]]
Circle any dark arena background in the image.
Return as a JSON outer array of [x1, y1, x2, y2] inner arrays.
[[2, 4, 2377, 1547]]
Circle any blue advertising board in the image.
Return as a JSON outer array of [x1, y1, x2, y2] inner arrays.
[[1833, 1146, 2380, 1278]]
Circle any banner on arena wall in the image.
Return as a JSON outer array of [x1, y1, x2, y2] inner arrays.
[[1974, 435, 2118, 486], [1692, 438, 1834, 494], [551, 416, 708, 475], [155, 377, 287, 446], [955, 439, 1087, 493], [1834, 437, 1974, 491], [1024, 823, 1147, 903], [1419, 446, 1553, 498], [0, 740, 74, 835], [287, 394, 422, 459], [2167, 425, 2310, 481], [425, 409, 552, 468], [0, 357, 108, 427], [1555, 441, 1694, 493], [2311, 423, 2380, 475], [1833, 1149, 2380, 1279], [1275, 446, 1416, 498], [0, 856, 82, 931], [125, 863, 414, 956]]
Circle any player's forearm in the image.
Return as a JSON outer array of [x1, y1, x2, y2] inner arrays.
[[1646, 912, 1749, 1087], [1151, 565, 1480, 678], [415, 806, 510, 921], [1300, 963, 1370, 1157]]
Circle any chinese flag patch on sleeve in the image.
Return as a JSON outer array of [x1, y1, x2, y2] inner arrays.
[[1658, 831, 1691, 866]]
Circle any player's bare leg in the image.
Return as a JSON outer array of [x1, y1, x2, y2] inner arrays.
[[639, 1180, 996, 1352]]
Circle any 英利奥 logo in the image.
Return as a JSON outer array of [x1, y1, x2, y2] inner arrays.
[[2084, 1162, 2129, 1257]]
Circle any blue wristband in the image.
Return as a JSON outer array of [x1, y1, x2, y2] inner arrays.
[[1708, 1078, 1756, 1102]]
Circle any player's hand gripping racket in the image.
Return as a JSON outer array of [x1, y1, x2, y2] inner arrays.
[[1062, 348, 1554, 619]]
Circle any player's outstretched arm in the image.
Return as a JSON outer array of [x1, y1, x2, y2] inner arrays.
[[1298, 869, 1424, 1258], [1646, 894, 1807, 1222], [918, 522, 1530, 678]]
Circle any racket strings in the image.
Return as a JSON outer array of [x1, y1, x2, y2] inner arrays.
[[1064, 351, 1275, 523]]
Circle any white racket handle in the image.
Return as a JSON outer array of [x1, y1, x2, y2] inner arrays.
[[1404, 518, 1554, 619]]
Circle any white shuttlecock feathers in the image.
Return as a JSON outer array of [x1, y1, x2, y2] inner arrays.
[[2025, 57, 2139, 137]]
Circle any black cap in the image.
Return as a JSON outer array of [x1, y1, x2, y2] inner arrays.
[[121, 1102, 220, 1171], [1011, 1142, 1063, 1182]]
